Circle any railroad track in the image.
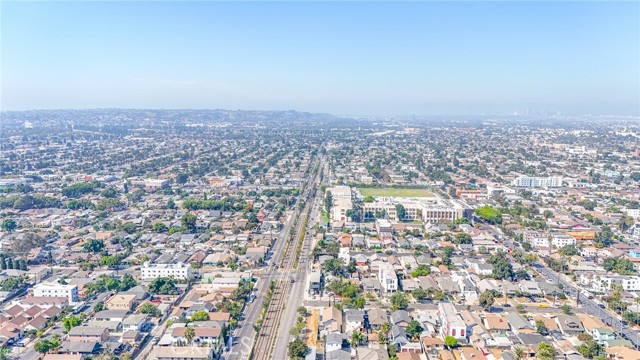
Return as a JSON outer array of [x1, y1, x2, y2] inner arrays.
[[250, 156, 322, 360]]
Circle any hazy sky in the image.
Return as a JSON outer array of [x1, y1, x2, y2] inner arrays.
[[2, 1, 639, 116]]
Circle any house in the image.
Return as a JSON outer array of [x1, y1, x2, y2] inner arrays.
[[390, 325, 411, 351], [59, 341, 100, 355], [43, 355, 86, 360], [150, 346, 214, 360], [94, 310, 128, 322], [321, 306, 343, 334], [345, 310, 365, 334], [309, 272, 323, 295], [367, 308, 388, 330], [325, 332, 343, 353], [592, 328, 616, 343], [105, 294, 137, 311], [356, 347, 389, 360], [122, 314, 149, 332], [67, 327, 109, 342], [420, 337, 445, 354], [556, 315, 585, 335], [390, 310, 411, 328]]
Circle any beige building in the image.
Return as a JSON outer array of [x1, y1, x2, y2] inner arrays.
[[105, 294, 137, 311]]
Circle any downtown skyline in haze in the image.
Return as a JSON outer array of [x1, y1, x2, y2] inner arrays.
[[2, 1, 639, 116]]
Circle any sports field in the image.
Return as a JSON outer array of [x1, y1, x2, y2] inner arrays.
[[358, 187, 433, 197]]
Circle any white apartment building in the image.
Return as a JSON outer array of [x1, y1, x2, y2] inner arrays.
[[526, 232, 576, 248], [625, 208, 640, 219], [33, 282, 79, 304], [592, 275, 640, 293], [141, 262, 193, 280], [328, 186, 353, 223], [513, 176, 563, 188], [378, 263, 398, 293], [438, 302, 468, 342]]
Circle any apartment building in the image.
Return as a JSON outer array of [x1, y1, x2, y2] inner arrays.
[[141, 262, 193, 280], [328, 186, 353, 223], [33, 282, 79, 304], [592, 275, 640, 293], [378, 263, 398, 293], [512, 176, 563, 188], [438, 302, 468, 343]]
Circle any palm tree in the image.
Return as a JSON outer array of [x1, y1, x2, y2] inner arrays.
[[184, 326, 196, 346], [512, 346, 525, 360], [351, 331, 365, 348]]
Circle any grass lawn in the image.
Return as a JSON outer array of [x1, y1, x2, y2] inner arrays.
[[358, 187, 433, 197], [321, 210, 330, 223]]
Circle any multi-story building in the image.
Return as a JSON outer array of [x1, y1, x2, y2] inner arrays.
[[438, 303, 468, 342], [592, 275, 640, 293], [526, 232, 576, 248], [378, 263, 398, 293], [512, 176, 563, 188], [362, 197, 472, 223], [33, 282, 79, 304], [328, 186, 353, 224], [141, 262, 193, 280]]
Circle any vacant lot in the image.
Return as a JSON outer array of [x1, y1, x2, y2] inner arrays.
[[358, 187, 433, 197]]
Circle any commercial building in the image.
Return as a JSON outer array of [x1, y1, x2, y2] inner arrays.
[[362, 197, 472, 223]]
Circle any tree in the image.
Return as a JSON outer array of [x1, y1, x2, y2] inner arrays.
[[577, 333, 593, 342], [297, 306, 308, 317], [522, 241, 533, 251], [191, 310, 210, 321], [444, 336, 457, 349], [99, 255, 117, 267], [83, 239, 105, 253], [561, 304, 573, 315], [479, 290, 495, 310], [181, 212, 197, 233], [535, 319, 548, 335], [395, 204, 407, 221], [351, 331, 365, 347], [93, 302, 105, 312], [140, 303, 161, 317], [595, 225, 613, 247], [167, 198, 176, 209], [121, 221, 137, 234], [412, 288, 428, 301], [390, 292, 408, 311], [354, 296, 365, 309], [512, 346, 525, 360], [474, 205, 502, 224], [1, 219, 17, 232], [148, 277, 177, 295], [152, 222, 168, 233], [0, 348, 10, 360], [34, 339, 59, 354], [176, 173, 189, 184], [406, 320, 423, 340], [183, 326, 195, 345], [537, 342, 556, 360], [101, 187, 118, 198], [454, 232, 472, 244], [288, 338, 308, 360], [576, 340, 603, 359], [324, 191, 333, 212], [543, 210, 553, 219], [322, 258, 346, 277], [63, 316, 82, 333]]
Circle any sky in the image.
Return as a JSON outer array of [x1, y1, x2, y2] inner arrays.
[[2, 1, 639, 116]]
